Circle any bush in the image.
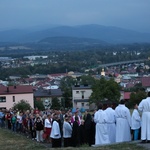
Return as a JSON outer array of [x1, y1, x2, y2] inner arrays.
[[34, 99, 45, 110], [13, 99, 31, 111]]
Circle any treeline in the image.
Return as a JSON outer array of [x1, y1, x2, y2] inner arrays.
[[0, 44, 150, 80], [0, 42, 150, 56]]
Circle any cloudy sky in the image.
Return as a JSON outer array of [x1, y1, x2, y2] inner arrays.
[[0, 0, 150, 32]]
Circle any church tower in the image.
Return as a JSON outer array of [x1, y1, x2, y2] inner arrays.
[[101, 68, 105, 76]]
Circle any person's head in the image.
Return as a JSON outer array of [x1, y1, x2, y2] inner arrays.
[[75, 111, 78, 116], [29, 114, 33, 119], [86, 113, 91, 119], [75, 116, 78, 122], [98, 103, 103, 110], [68, 115, 72, 121], [64, 114, 69, 121], [19, 112, 23, 116], [103, 103, 107, 110], [36, 113, 39, 118], [37, 116, 41, 121], [148, 92, 150, 97], [53, 114, 59, 121], [107, 101, 112, 108], [47, 114, 51, 119], [133, 103, 138, 109], [112, 102, 118, 110], [120, 99, 125, 105], [81, 120, 84, 125]]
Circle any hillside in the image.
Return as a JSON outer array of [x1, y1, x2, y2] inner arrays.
[[0, 24, 150, 44]]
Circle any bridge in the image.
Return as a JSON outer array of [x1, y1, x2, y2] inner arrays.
[[91, 59, 148, 70]]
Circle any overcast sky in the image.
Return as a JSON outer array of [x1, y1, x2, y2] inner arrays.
[[0, 0, 150, 32]]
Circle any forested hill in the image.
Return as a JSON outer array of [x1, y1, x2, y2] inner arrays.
[[0, 24, 150, 44]]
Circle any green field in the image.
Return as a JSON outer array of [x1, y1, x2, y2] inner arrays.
[[0, 128, 146, 150]]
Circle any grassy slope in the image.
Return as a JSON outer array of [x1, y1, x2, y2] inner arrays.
[[0, 128, 46, 150], [0, 128, 146, 150]]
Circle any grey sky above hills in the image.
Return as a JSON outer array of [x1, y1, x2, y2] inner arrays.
[[0, 0, 150, 33]]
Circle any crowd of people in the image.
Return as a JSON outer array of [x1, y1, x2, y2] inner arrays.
[[0, 107, 96, 147], [0, 91, 150, 148]]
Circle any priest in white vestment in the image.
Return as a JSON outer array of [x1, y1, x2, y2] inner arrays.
[[94, 103, 110, 145], [105, 102, 116, 143], [115, 99, 131, 143], [138, 92, 150, 143], [50, 114, 61, 147]]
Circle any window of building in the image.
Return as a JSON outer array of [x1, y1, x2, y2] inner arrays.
[[82, 103, 84, 107], [0, 107, 6, 109], [81, 91, 85, 99], [76, 91, 79, 94], [0, 96, 6, 102], [13, 96, 15, 102]]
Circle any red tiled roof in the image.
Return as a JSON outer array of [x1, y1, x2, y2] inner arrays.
[[124, 92, 131, 100], [141, 77, 150, 87], [0, 85, 33, 95], [114, 73, 119, 77], [126, 83, 134, 88], [48, 73, 67, 77]]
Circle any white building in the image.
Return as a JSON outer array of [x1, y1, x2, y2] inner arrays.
[[72, 85, 93, 110], [24, 56, 48, 60]]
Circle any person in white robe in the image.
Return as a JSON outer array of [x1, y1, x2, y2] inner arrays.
[[138, 92, 150, 143], [115, 99, 131, 143], [63, 115, 72, 147], [50, 114, 61, 148], [131, 103, 141, 140], [94, 103, 110, 145], [105, 102, 116, 143]]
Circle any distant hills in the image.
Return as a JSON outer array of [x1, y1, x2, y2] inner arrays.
[[0, 24, 150, 44]]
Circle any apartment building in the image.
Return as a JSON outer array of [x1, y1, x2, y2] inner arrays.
[[0, 85, 34, 109]]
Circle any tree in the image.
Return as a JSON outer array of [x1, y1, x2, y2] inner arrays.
[[80, 75, 96, 86], [90, 77, 121, 104], [136, 66, 141, 74], [51, 97, 61, 110], [34, 99, 45, 111], [13, 99, 31, 111], [60, 76, 76, 91], [62, 89, 72, 109], [127, 91, 147, 108]]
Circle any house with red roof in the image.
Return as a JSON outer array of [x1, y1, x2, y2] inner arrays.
[[141, 77, 150, 92], [120, 91, 131, 101], [0, 85, 34, 109], [124, 92, 131, 100]]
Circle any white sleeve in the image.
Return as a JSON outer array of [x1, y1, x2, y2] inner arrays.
[[94, 111, 98, 123], [134, 111, 141, 122], [126, 108, 131, 127], [138, 100, 144, 112], [44, 119, 47, 127]]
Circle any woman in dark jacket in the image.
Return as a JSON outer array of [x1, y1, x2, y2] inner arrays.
[[28, 115, 36, 140], [71, 116, 79, 147], [78, 120, 85, 146], [84, 113, 93, 146]]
